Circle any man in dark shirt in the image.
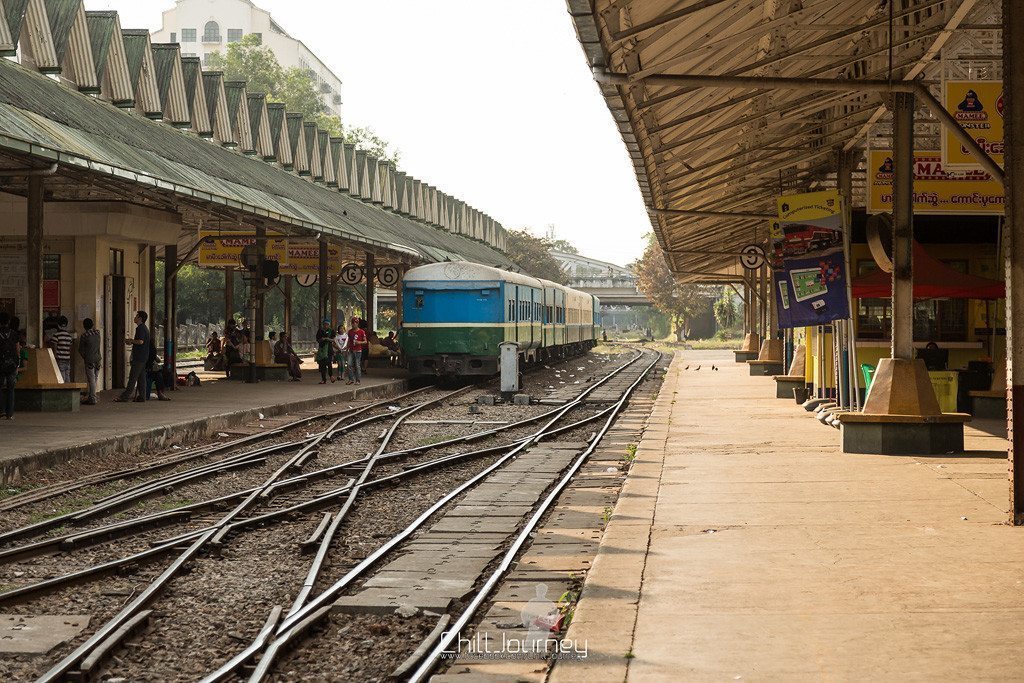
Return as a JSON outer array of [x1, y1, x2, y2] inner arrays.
[[116, 311, 150, 403]]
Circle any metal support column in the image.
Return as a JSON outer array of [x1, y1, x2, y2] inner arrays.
[[330, 277, 338, 330], [318, 238, 328, 323], [148, 247, 157, 340], [1004, 0, 1024, 523], [26, 176, 43, 348], [365, 252, 376, 330], [284, 275, 292, 342], [890, 91, 915, 361], [164, 244, 177, 389], [224, 267, 234, 327], [254, 224, 265, 341]]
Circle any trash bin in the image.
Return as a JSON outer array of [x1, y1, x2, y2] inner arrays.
[[861, 363, 876, 393], [928, 370, 958, 413]]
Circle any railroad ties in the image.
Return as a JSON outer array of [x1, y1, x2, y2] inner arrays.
[[540, 359, 654, 405], [332, 442, 589, 615]]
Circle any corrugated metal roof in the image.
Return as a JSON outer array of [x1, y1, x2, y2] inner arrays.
[[44, 0, 78, 64], [0, 57, 512, 268]]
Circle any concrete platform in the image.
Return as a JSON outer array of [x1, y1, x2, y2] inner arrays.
[[551, 349, 1023, 682], [0, 360, 407, 485]]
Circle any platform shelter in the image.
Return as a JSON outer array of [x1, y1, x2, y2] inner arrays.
[[0, 1, 511, 407], [566, 0, 1024, 523]]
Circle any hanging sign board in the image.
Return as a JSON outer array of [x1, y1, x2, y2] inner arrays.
[[941, 80, 1004, 169], [198, 231, 287, 267], [278, 242, 344, 276], [866, 150, 1004, 215], [772, 190, 850, 329]]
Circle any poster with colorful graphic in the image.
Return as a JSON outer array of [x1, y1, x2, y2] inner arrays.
[[866, 149, 1004, 215], [942, 80, 1004, 169], [772, 190, 850, 328]]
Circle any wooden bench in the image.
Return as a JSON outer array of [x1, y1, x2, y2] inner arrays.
[[969, 389, 1006, 420]]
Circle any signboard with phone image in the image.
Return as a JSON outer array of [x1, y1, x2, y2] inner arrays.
[[789, 267, 827, 302], [772, 190, 851, 328]]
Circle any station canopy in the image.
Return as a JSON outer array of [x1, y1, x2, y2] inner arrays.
[[568, 0, 1003, 283], [0, 2, 511, 271]]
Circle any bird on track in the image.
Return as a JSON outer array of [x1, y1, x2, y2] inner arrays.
[[684, 365, 690, 370], [712, 365, 718, 371], [695, 365, 701, 371]]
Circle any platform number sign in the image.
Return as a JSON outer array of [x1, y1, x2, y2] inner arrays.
[[295, 273, 318, 288], [376, 265, 401, 288], [340, 263, 364, 286], [740, 244, 766, 270]]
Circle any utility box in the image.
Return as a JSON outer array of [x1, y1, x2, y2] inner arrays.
[[499, 342, 520, 395]]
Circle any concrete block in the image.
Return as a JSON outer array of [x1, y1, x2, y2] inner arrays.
[[477, 394, 496, 405], [841, 421, 965, 455], [14, 388, 80, 412], [972, 395, 1007, 420], [0, 614, 91, 653], [513, 393, 532, 406]]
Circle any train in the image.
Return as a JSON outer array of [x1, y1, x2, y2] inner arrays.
[[400, 261, 601, 377]]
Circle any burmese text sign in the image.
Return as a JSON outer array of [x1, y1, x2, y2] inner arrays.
[[867, 150, 1004, 215]]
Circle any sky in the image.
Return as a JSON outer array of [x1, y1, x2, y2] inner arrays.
[[85, 0, 650, 266]]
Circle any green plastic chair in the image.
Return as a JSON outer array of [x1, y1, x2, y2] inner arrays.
[[861, 363, 876, 392]]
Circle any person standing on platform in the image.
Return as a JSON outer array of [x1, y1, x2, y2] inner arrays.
[[346, 316, 366, 385], [315, 319, 335, 384], [115, 311, 149, 403], [47, 316, 74, 383], [78, 318, 101, 405], [333, 324, 349, 381], [0, 312, 20, 420]]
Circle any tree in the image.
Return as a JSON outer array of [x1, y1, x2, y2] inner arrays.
[[713, 287, 738, 331], [206, 35, 397, 162], [633, 236, 716, 341], [344, 125, 399, 164], [548, 239, 579, 255], [505, 229, 569, 284], [206, 34, 281, 96]]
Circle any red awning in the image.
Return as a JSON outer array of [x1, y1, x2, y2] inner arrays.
[[852, 242, 1005, 300]]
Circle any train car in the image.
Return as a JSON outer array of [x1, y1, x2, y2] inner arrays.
[[401, 261, 598, 378]]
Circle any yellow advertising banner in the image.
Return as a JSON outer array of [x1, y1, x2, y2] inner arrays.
[[866, 150, 1004, 215], [776, 189, 843, 225], [942, 80, 1004, 168], [197, 231, 287, 268], [279, 241, 344, 276]]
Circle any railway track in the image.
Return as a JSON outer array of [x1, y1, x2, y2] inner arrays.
[[0, 348, 657, 681]]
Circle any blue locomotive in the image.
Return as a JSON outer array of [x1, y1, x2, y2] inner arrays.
[[401, 261, 601, 377]]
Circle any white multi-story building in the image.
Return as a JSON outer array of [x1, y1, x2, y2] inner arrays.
[[152, 0, 343, 117]]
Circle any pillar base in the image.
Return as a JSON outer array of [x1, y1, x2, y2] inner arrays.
[[15, 388, 81, 412], [774, 376, 806, 399], [863, 358, 941, 416], [740, 333, 760, 353], [748, 360, 785, 376], [734, 350, 759, 362], [838, 413, 970, 455], [15, 348, 62, 387], [756, 338, 784, 362]]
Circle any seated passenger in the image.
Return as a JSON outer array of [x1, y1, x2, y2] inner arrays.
[[275, 334, 302, 381], [205, 331, 224, 371]]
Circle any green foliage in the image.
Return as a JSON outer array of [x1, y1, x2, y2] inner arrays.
[[344, 125, 400, 164], [206, 35, 281, 96], [505, 229, 569, 284], [549, 238, 578, 254], [713, 287, 738, 331], [633, 234, 717, 341], [206, 35, 396, 162]]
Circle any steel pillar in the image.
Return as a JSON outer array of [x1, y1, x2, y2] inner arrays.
[[1004, 0, 1024, 523], [283, 275, 292, 342], [365, 252, 376, 330], [148, 247, 157, 340], [318, 238, 328, 323], [164, 244, 177, 389], [224, 267, 233, 327], [26, 176, 43, 347], [890, 92, 915, 361], [254, 224, 265, 341]]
